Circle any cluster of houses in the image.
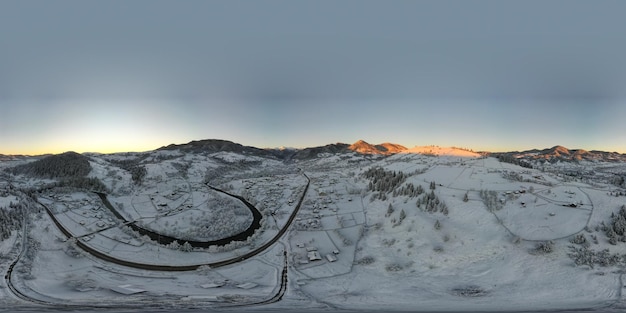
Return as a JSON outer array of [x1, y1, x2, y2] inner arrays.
[[295, 243, 340, 264], [295, 197, 334, 230]]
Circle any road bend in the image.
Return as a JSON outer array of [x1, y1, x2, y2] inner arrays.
[[5, 171, 309, 308], [32, 171, 309, 271]]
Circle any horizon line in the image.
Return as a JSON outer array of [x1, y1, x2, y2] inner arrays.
[[2, 138, 625, 156]]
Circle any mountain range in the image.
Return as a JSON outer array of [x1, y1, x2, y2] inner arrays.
[[493, 145, 626, 163], [157, 139, 626, 163], [3, 140, 625, 163]]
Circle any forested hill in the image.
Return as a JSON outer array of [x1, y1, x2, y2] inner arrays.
[[8, 151, 92, 178]]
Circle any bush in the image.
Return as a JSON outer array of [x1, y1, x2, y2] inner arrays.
[[451, 285, 488, 297], [531, 241, 554, 255], [355, 256, 375, 265]]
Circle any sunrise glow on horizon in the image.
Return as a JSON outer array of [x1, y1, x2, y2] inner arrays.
[[2, 98, 624, 156]]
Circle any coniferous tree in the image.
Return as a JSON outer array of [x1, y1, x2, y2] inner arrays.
[[386, 204, 394, 217]]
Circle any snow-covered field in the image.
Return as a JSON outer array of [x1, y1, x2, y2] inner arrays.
[[2, 148, 626, 311]]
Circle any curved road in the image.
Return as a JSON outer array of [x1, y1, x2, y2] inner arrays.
[[6, 171, 309, 308], [5, 217, 50, 306], [32, 172, 309, 271]]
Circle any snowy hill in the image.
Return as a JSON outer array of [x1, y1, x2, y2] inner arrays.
[[404, 145, 482, 158], [495, 145, 626, 163], [348, 140, 407, 155]]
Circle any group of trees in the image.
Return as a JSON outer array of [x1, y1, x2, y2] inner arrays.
[[494, 154, 534, 169], [167, 240, 193, 252], [108, 158, 147, 185], [56, 177, 108, 193], [567, 205, 626, 268], [9, 152, 92, 179], [392, 182, 425, 198], [171, 162, 191, 179], [162, 196, 252, 241], [6, 151, 110, 192], [416, 190, 449, 215], [364, 167, 407, 194], [0, 202, 24, 240], [568, 245, 623, 268], [479, 190, 504, 212], [602, 205, 626, 245], [609, 175, 626, 188], [386, 203, 408, 227]]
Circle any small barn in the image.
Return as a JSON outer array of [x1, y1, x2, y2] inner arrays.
[[307, 251, 322, 261], [326, 254, 337, 262]]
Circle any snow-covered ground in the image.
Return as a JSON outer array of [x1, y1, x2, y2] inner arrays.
[[2, 149, 626, 311]]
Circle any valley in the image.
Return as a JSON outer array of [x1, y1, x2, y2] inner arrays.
[[1, 140, 626, 311]]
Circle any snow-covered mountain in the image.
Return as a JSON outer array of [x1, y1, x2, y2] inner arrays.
[[494, 145, 626, 163], [348, 140, 407, 155]]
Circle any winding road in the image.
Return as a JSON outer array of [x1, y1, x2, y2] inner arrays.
[[35, 172, 309, 271], [4, 171, 309, 308]]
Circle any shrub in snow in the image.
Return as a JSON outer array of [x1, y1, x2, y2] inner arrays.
[[381, 238, 396, 247], [434, 220, 441, 230], [355, 256, 375, 265], [451, 285, 488, 297], [168, 241, 180, 250], [180, 241, 193, 252], [570, 233, 589, 247], [530, 241, 554, 255], [385, 263, 404, 272], [568, 245, 595, 268]]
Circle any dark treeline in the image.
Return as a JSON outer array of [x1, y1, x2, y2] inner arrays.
[[364, 167, 407, 194], [56, 177, 108, 193], [107, 157, 147, 185], [9, 152, 91, 178], [0, 202, 24, 240], [492, 153, 534, 169]]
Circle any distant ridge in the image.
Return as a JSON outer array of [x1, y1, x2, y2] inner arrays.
[[348, 140, 407, 155], [493, 145, 626, 163], [157, 139, 282, 158], [0, 154, 31, 161], [5, 140, 622, 162], [290, 143, 350, 160], [154, 139, 486, 159], [404, 146, 481, 158]]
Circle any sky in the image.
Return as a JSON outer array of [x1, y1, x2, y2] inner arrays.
[[2, 0, 626, 155]]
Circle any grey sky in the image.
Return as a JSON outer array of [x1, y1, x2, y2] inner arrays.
[[1, 0, 626, 154]]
